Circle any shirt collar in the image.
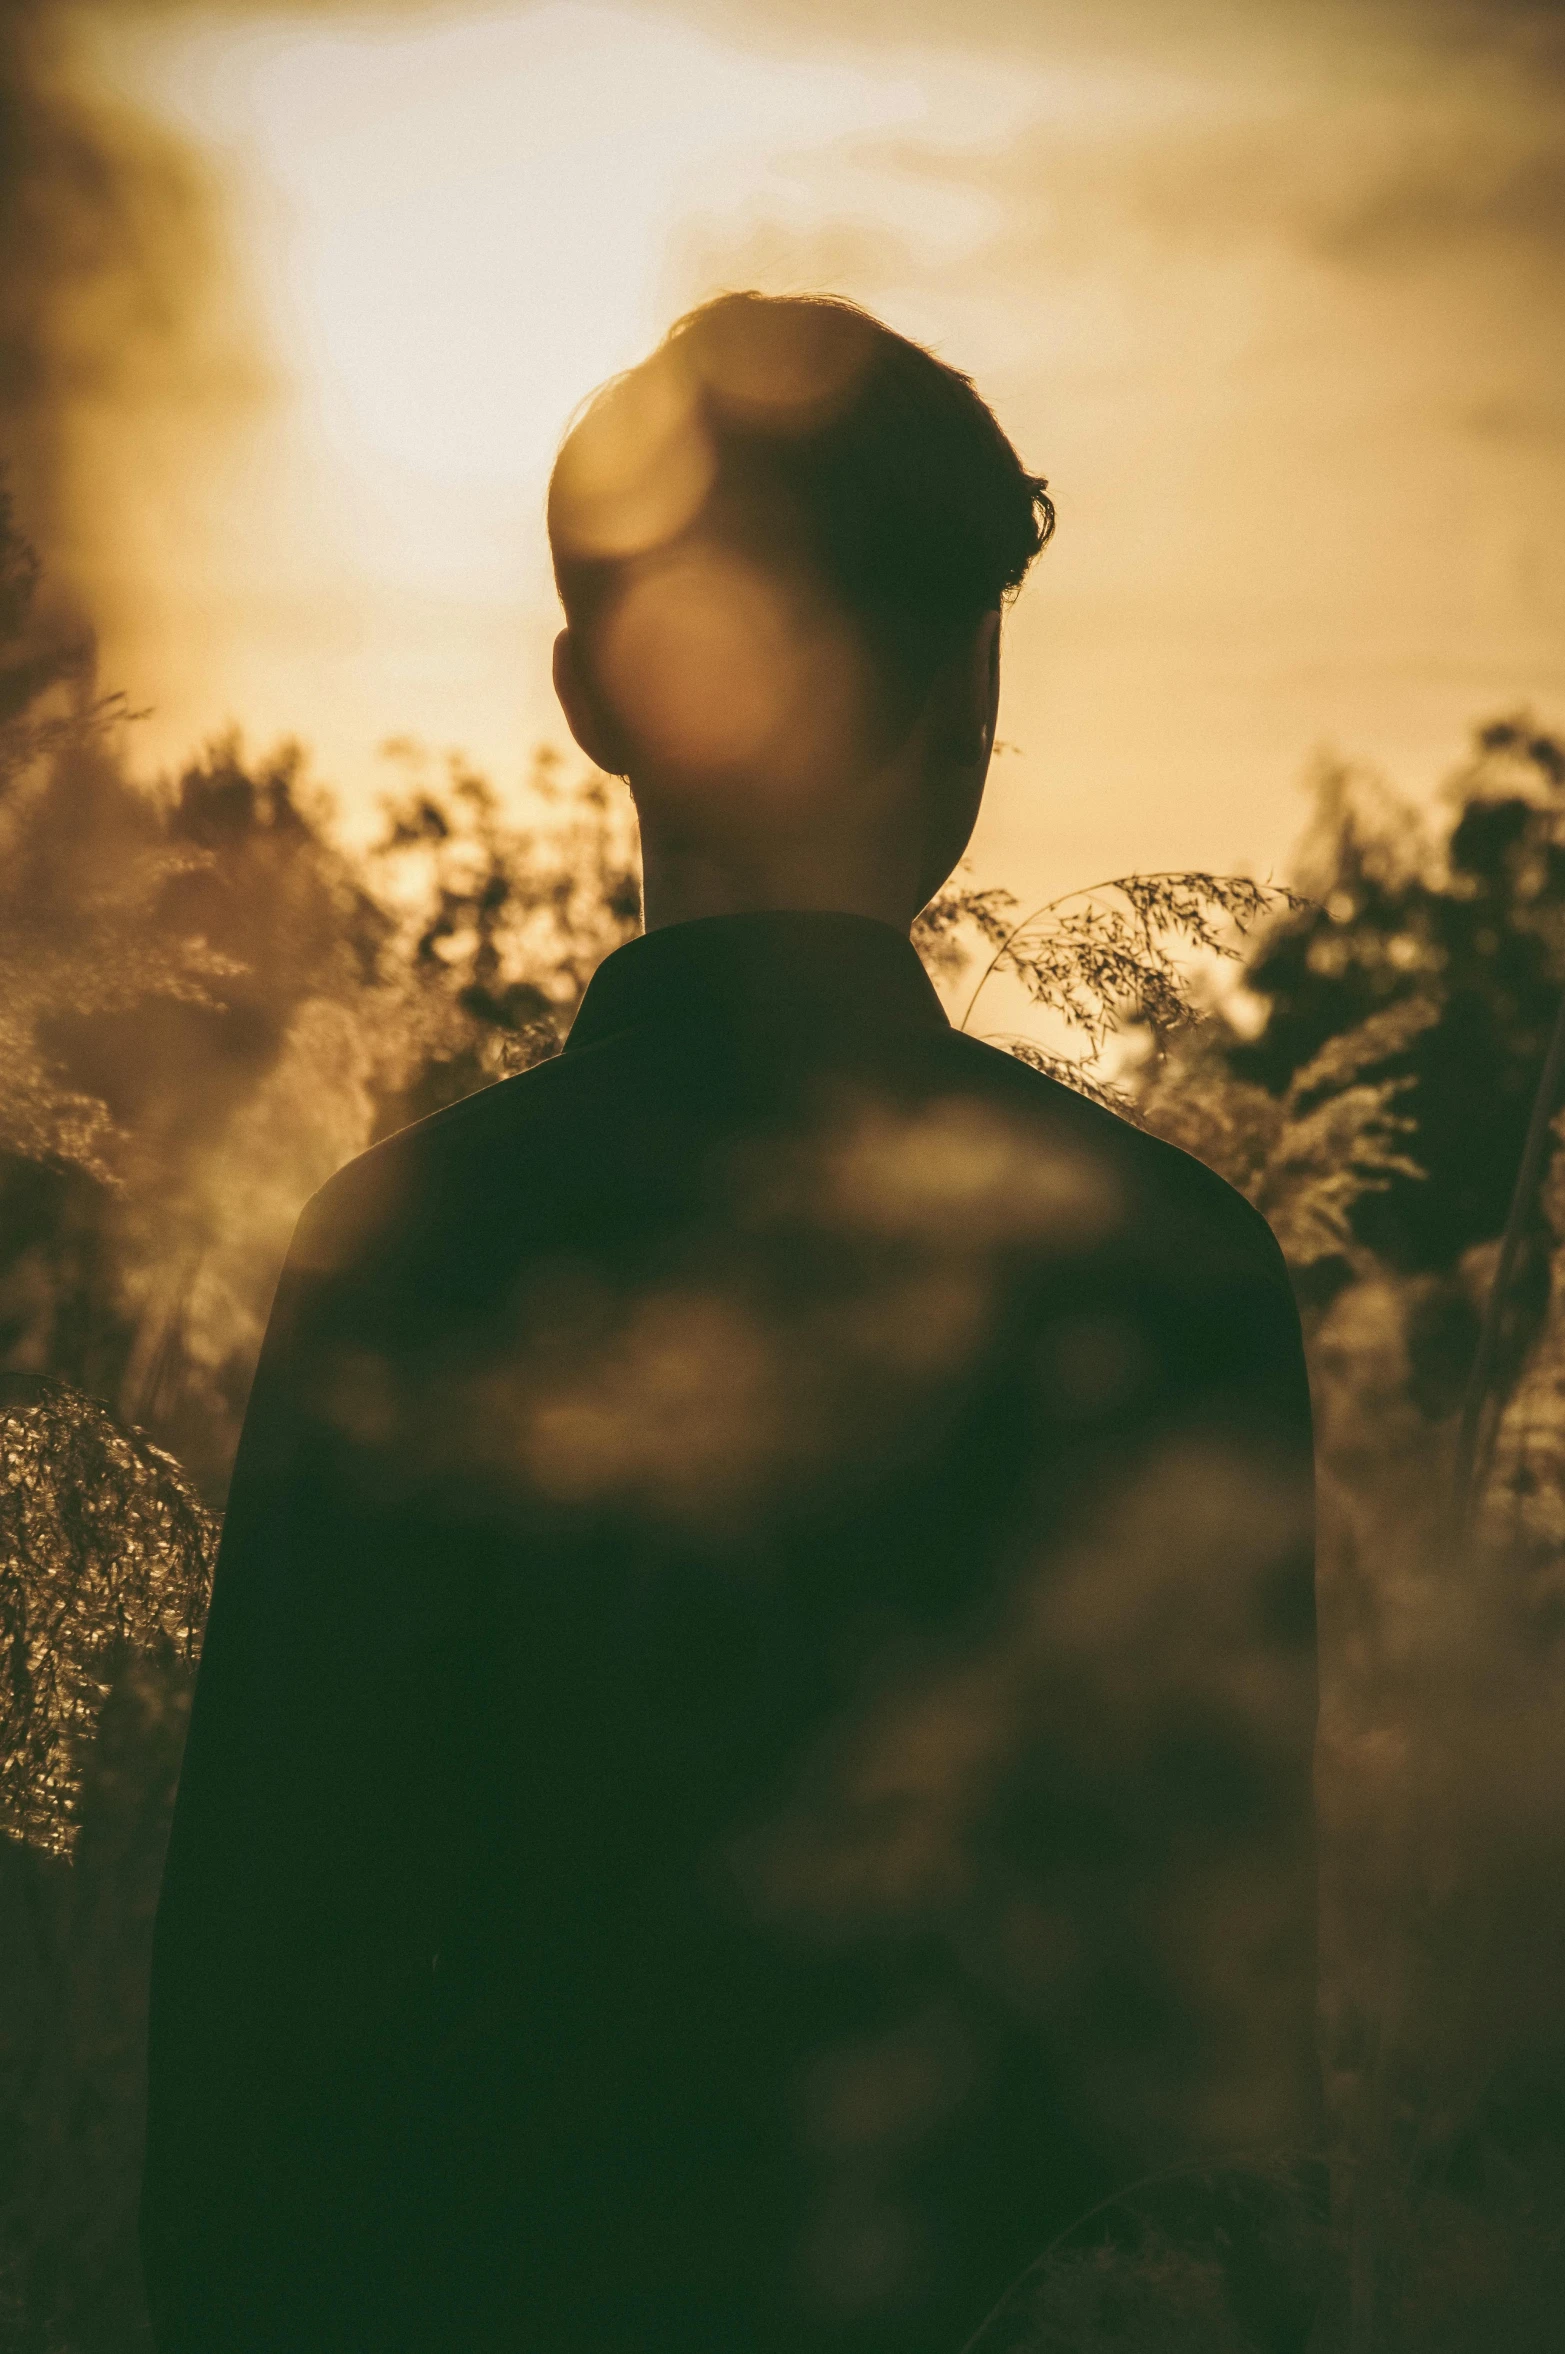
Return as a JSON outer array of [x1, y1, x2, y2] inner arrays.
[[563, 909, 950, 1055]]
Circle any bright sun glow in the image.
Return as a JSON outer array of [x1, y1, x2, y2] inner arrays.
[[80, 2, 1064, 806], [250, 10, 916, 493], [138, 6, 1044, 590], [69, 3, 1564, 890]]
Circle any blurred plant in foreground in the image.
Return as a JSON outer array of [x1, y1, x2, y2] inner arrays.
[[0, 1377, 214, 2350], [0, 1374, 212, 1857]]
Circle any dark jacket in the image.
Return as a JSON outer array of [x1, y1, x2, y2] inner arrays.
[[142, 910, 1319, 2354]]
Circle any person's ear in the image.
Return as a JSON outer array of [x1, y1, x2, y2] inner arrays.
[[925, 609, 1001, 773], [911, 612, 1003, 913], [973, 608, 1001, 766], [552, 628, 628, 776]]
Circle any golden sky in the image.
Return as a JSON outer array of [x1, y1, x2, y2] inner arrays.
[[58, 0, 1565, 905]]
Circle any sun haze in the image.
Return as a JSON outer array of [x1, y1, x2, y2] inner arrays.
[[53, 0, 1565, 900]]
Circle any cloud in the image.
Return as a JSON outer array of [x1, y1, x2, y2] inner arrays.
[[1312, 133, 1565, 268], [1034, 103, 1565, 279], [1457, 391, 1565, 445], [916, 0, 1565, 289]]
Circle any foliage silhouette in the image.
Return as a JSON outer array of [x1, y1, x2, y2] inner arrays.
[[956, 871, 1300, 1051], [1233, 728, 1565, 1273], [0, 1373, 211, 1856]]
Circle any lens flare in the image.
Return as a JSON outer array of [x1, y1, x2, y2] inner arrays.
[[596, 545, 807, 777], [548, 352, 715, 564], [688, 296, 875, 433]]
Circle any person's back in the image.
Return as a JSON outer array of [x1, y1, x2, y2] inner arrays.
[[142, 295, 1320, 2354]]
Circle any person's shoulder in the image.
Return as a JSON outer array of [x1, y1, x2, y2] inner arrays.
[[936, 1031, 1292, 1292], [290, 1049, 578, 1272]]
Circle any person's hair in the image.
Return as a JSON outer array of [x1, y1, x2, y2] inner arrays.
[[548, 291, 1054, 732]]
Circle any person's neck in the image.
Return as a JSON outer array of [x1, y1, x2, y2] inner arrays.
[[636, 827, 918, 936]]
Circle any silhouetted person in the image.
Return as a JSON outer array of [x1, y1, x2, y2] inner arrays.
[[142, 295, 1320, 2354]]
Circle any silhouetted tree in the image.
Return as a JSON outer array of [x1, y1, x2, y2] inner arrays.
[[1233, 724, 1565, 1276]]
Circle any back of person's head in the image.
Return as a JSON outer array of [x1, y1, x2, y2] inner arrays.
[[548, 293, 1053, 807]]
